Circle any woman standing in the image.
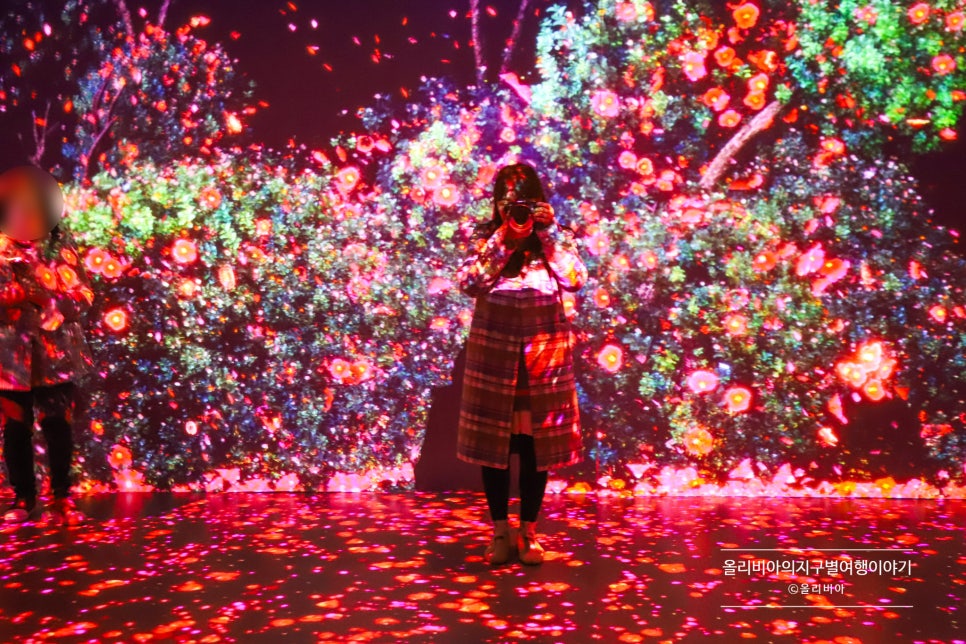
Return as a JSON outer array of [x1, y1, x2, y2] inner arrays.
[[0, 166, 93, 524], [456, 163, 587, 565]]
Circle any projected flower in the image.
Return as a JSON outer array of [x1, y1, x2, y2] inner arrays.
[[103, 308, 129, 333], [591, 90, 620, 118], [171, 239, 198, 265], [732, 3, 760, 29], [687, 370, 719, 394], [598, 344, 623, 373], [723, 387, 753, 414], [682, 426, 714, 457]]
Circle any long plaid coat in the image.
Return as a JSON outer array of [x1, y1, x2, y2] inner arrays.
[[455, 220, 587, 472]]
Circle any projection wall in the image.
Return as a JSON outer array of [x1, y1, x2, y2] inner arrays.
[[3, 0, 966, 496]]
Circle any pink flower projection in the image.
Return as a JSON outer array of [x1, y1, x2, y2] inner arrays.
[[171, 239, 198, 265], [948, 11, 965, 31], [718, 109, 741, 128], [908, 3, 930, 25], [682, 426, 715, 457], [723, 314, 748, 336], [335, 166, 361, 193], [591, 90, 620, 118], [103, 308, 129, 333], [723, 387, 753, 413], [703, 87, 730, 111], [932, 54, 957, 75], [835, 341, 897, 402], [680, 52, 708, 82], [329, 358, 352, 381], [732, 2, 760, 29], [434, 183, 460, 207], [687, 370, 719, 394], [108, 444, 133, 469], [795, 243, 825, 276], [597, 344, 624, 373]]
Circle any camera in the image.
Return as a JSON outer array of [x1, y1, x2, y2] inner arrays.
[[504, 200, 538, 237]]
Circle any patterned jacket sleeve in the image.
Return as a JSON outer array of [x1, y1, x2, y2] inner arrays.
[[456, 223, 515, 297], [536, 223, 587, 292]]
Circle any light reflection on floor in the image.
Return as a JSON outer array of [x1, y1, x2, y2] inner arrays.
[[0, 493, 962, 642]]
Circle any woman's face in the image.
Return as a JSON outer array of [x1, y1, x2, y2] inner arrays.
[[496, 178, 522, 219]]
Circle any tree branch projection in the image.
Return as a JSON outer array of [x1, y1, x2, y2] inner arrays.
[[158, 0, 171, 28], [25, 102, 53, 166], [699, 99, 782, 191], [112, 0, 134, 36], [80, 75, 123, 178], [470, 0, 484, 85], [501, 0, 533, 74]]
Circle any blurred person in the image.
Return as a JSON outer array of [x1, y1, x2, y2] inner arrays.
[[0, 166, 93, 525]]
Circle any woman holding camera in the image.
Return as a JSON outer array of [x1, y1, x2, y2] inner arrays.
[[456, 163, 586, 565]]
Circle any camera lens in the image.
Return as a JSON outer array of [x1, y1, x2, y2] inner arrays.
[[506, 202, 532, 226]]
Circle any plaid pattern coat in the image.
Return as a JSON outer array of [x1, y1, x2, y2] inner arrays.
[[455, 221, 587, 471], [0, 230, 94, 391]]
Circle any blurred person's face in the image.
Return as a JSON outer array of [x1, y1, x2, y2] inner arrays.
[[0, 167, 63, 242]]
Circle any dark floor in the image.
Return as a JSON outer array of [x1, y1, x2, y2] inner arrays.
[[0, 493, 963, 643]]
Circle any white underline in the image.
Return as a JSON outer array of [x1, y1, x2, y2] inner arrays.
[[719, 548, 915, 552], [721, 605, 914, 609]]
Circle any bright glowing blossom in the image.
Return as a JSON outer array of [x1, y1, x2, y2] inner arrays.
[[108, 444, 132, 469], [703, 87, 730, 111], [907, 3, 930, 25], [723, 314, 748, 336], [329, 358, 352, 381], [932, 54, 956, 75], [680, 51, 707, 82], [171, 239, 198, 265], [597, 344, 623, 373], [732, 2, 760, 29], [723, 386, 753, 413], [714, 47, 736, 67], [753, 250, 777, 272], [718, 110, 741, 128], [591, 90, 620, 118], [687, 370, 719, 394], [682, 426, 714, 456], [854, 6, 878, 25], [434, 183, 460, 207], [593, 287, 611, 308], [796, 243, 825, 276], [104, 308, 129, 332], [947, 11, 964, 31], [335, 166, 361, 192]]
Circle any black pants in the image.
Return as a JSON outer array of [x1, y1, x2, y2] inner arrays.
[[481, 433, 549, 523], [1, 383, 75, 500]]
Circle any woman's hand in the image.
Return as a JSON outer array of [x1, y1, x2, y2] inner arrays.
[[532, 202, 555, 228]]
